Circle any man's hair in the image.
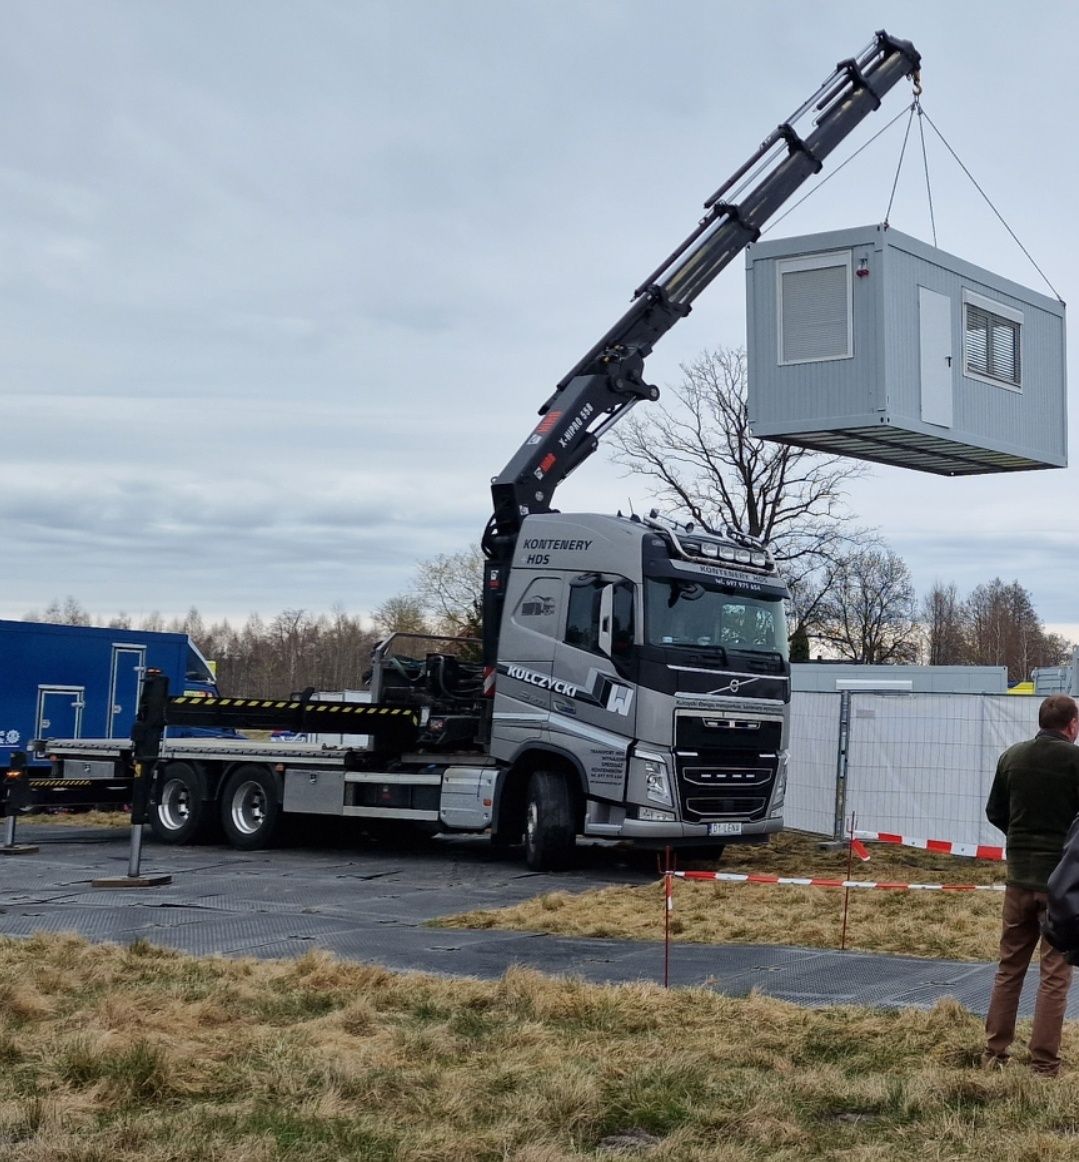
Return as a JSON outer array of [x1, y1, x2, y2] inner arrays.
[[1039, 694, 1078, 731]]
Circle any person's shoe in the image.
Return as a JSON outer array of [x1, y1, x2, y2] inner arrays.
[[1029, 1063, 1061, 1078], [981, 1051, 1009, 1071]]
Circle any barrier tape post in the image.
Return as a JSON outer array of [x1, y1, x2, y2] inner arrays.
[[662, 845, 674, 989], [840, 811, 857, 950]]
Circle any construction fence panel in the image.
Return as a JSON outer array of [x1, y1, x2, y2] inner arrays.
[[841, 693, 1041, 848], [783, 691, 841, 836]]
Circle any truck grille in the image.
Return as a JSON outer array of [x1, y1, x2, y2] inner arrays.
[[674, 713, 780, 824]]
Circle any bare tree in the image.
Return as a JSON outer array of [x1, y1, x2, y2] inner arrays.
[[815, 548, 919, 663], [964, 578, 1069, 682], [611, 347, 869, 635], [29, 596, 92, 625], [922, 581, 968, 665], [373, 594, 433, 638], [18, 598, 382, 698], [413, 545, 484, 637]]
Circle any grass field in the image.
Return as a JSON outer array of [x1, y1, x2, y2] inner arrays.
[[439, 832, 1010, 962], [3, 932, 1079, 1161], [19, 810, 130, 828]]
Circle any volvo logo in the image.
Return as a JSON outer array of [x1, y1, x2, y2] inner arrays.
[[706, 675, 760, 696]]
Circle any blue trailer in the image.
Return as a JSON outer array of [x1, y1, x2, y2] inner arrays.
[[0, 619, 218, 774]]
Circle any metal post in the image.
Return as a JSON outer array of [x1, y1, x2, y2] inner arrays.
[[832, 690, 852, 842], [93, 674, 171, 888], [127, 816, 144, 878], [663, 845, 673, 989], [840, 811, 856, 951]]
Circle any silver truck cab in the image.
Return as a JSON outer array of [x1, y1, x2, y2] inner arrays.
[[489, 511, 789, 853]]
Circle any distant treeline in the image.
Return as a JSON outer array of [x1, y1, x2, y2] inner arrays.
[[25, 598, 381, 698]]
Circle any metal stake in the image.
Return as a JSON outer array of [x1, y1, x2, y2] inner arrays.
[[840, 811, 857, 951], [832, 690, 852, 841]]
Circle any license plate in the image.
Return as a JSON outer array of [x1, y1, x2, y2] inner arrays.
[[707, 822, 743, 836]]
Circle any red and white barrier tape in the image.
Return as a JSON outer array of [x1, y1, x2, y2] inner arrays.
[[670, 870, 1004, 892], [852, 830, 1005, 861]]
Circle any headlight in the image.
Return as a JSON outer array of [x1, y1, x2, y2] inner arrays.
[[735, 549, 751, 563], [700, 542, 718, 558], [751, 552, 768, 567], [719, 547, 736, 561], [770, 752, 789, 815], [630, 750, 674, 809], [645, 761, 671, 806]]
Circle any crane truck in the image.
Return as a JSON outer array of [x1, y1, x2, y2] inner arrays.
[[15, 31, 921, 869]]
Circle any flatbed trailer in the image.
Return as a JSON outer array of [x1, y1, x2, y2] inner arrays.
[[35, 731, 501, 849]]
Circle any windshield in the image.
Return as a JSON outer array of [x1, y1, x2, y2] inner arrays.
[[644, 578, 788, 657], [185, 644, 217, 685]]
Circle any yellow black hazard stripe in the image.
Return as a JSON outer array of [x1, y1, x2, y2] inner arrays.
[[29, 779, 93, 788], [168, 697, 419, 726]]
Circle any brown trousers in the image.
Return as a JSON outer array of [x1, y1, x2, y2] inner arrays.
[[985, 884, 1072, 1073]]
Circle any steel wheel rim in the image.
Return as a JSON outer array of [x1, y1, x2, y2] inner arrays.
[[159, 778, 191, 831], [231, 780, 266, 835]]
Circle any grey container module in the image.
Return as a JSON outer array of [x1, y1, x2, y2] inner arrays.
[[744, 224, 1067, 474]]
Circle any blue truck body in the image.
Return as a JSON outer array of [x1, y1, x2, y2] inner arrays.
[[0, 619, 219, 771]]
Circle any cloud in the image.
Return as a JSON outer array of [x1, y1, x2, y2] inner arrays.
[[1, 1, 1077, 631]]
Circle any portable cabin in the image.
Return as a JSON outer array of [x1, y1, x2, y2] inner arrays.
[[0, 619, 219, 770], [745, 225, 1067, 475]]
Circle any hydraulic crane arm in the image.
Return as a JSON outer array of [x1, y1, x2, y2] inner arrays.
[[484, 30, 920, 560]]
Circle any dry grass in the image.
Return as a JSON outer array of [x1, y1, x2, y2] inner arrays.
[[439, 831, 1010, 962], [19, 810, 130, 828], [3, 932, 1079, 1161]]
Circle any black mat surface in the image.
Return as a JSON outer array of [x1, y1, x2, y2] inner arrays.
[[0, 822, 1067, 1017]]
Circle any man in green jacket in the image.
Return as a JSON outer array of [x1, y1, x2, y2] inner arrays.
[[984, 693, 1079, 1075]]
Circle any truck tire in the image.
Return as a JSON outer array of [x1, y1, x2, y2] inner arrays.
[[220, 765, 282, 850], [524, 769, 576, 872], [150, 762, 214, 845]]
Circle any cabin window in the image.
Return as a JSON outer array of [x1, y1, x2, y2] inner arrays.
[[963, 290, 1022, 389], [564, 577, 634, 657], [776, 250, 852, 364]]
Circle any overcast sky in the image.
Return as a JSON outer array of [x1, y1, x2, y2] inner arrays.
[[3, 1, 1078, 637]]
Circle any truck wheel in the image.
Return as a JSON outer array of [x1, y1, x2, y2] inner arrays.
[[524, 770, 576, 872], [220, 765, 282, 850], [150, 762, 214, 845]]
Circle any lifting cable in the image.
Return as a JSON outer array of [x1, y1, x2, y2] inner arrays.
[[915, 99, 938, 247], [763, 102, 915, 235], [917, 106, 1063, 302], [765, 75, 1062, 304], [883, 89, 937, 247], [883, 101, 917, 229]]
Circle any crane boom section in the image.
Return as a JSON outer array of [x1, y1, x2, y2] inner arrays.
[[486, 30, 920, 553]]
